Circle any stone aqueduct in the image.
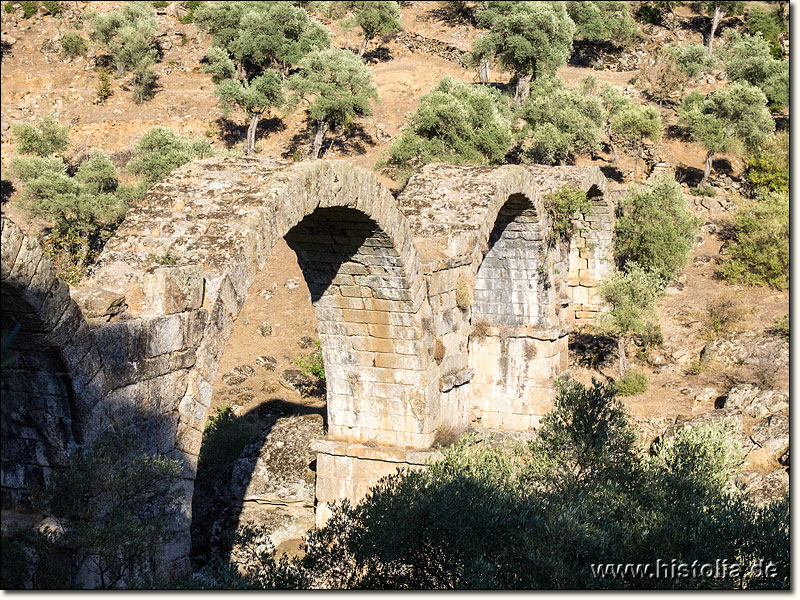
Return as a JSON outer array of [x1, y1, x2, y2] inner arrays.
[[1, 158, 612, 570]]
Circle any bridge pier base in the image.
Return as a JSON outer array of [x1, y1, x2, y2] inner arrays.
[[311, 439, 442, 527]]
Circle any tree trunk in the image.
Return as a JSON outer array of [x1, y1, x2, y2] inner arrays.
[[707, 5, 723, 56], [245, 113, 260, 155], [311, 120, 330, 160], [514, 73, 533, 106], [634, 141, 640, 183], [358, 36, 368, 58], [607, 128, 619, 163], [478, 58, 489, 83], [618, 335, 627, 379], [700, 152, 713, 187], [236, 61, 246, 82]]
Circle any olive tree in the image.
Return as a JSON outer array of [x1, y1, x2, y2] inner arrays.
[[387, 76, 512, 181], [88, 2, 159, 103], [350, 1, 401, 57], [517, 76, 605, 165], [470, 1, 575, 104], [600, 264, 663, 377], [610, 103, 662, 182], [11, 115, 70, 157], [288, 47, 379, 160], [196, 2, 330, 153], [579, 76, 632, 163], [566, 1, 638, 47], [696, 1, 745, 55], [678, 82, 774, 187], [719, 30, 788, 110]]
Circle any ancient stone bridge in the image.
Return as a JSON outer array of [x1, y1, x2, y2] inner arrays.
[[1, 157, 611, 571]]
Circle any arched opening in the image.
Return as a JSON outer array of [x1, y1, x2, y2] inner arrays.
[[191, 205, 435, 567], [468, 193, 568, 431]]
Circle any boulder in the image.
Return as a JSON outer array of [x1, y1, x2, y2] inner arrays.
[[750, 412, 789, 461]]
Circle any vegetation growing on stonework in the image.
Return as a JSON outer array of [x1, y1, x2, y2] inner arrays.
[[126, 126, 214, 183], [543, 185, 591, 241]]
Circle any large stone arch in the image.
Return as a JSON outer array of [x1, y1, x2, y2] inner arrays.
[[84, 157, 438, 542], [1, 219, 106, 511]]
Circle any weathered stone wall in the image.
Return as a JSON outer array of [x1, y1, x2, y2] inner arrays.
[[1, 158, 613, 574]]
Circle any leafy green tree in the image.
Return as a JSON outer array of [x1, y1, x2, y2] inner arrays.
[[666, 42, 715, 79], [610, 103, 662, 182], [288, 47, 378, 160], [197, 2, 330, 153], [613, 176, 698, 284], [695, 1, 745, 55], [719, 30, 788, 110], [470, 1, 575, 104], [745, 130, 788, 193], [12, 115, 70, 157], [350, 1, 401, 57], [88, 2, 159, 103], [744, 3, 786, 59], [61, 32, 88, 58], [543, 184, 592, 241], [600, 265, 663, 377], [579, 76, 632, 163], [7, 424, 184, 589], [718, 189, 788, 290], [387, 76, 512, 181], [517, 76, 605, 165], [637, 1, 683, 26], [678, 81, 774, 186], [566, 1, 638, 46], [126, 126, 214, 184], [11, 151, 125, 240]]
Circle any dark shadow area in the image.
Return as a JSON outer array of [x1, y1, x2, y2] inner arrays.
[[485, 193, 535, 256], [666, 123, 692, 142], [281, 120, 315, 161], [711, 158, 733, 176], [424, 3, 478, 26], [325, 122, 376, 157], [599, 165, 625, 184], [1, 180, 15, 204], [569, 330, 618, 371], [363, 45, 393, 64], [214, 116, 286, 150], [1, 39, 12, 61], [190, 397, 326, 570], [675, 164, 704, 187], [568, 39, 627, 68], [774, 114, 789, 131]]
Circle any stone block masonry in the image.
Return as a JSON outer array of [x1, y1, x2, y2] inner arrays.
[[1, 158, 612, 575]]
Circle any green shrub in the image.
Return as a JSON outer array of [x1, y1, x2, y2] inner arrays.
[[543, 184, 591, 241], [718, 189, 788, 290], [689, 185, 716, 197], [566, 1, 639, 47], [746, 131, 788, 194], [95, 68, 113, 103], [614, 176, 698, 283], [744, 3, 786, 59], [61, 32, 87, 57], [517, 76, 605, 165], [295, 340, 325, 381], [11, 115, 70, 157], [178, 0, 203, 24], [41, 0, 59, 15], [720, 31, 789, 111], [288, 378, 788, 589], [614, 369, 648, 395], [4, 424, 183, 589], [150, 0, 168, 7], [666, 43, 715, 79], [126, 127, 213, 183], [387, 76, 512, 182]]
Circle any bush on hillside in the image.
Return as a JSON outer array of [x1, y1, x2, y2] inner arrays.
[[126, 127, 213, 184], [11, 115, 70, 157], [718, 189, 789, 290], [745, 131, 788, 194], [614, 369, 649, 396], [386, 76, 512, 183], [61, 32, 88, 58], [614, 177, 697, 283]]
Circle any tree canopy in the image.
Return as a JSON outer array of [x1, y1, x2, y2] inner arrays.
[[387, 76, 513, 181], [350, 1, 402, 57], [678, 82, 774, 186], [470, 1, 575, 104], [288, 47, 379, 159], [719, 30, 789, 110], [566, 1, 638, 46]]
